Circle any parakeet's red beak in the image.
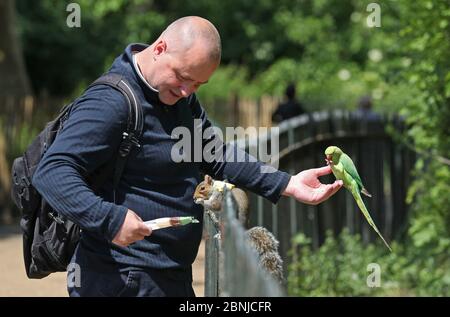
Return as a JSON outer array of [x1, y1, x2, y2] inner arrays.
[[325, 155, 332, 165]]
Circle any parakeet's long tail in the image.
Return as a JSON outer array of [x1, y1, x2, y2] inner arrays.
[[350, 187, 392, 252]]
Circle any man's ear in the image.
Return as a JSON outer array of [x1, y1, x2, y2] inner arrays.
[[153, 39, 167, 57], [205, 175, 213, 184]]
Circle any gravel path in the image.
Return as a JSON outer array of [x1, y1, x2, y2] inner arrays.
[[0, 225, 205, 297]]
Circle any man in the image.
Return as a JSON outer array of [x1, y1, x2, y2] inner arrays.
[[272, 83, 306, 124], [32, 16, 342, 297]]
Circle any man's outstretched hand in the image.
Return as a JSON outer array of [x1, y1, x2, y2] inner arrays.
[[282, 166, 343, 205]]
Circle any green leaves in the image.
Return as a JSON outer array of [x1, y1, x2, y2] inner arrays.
[[288, 229, 450, 296], [393, 0, 450, 261]]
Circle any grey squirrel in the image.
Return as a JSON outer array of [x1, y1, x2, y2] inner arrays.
[[193, 174, 249, 227], [193, 174, 283, 283]]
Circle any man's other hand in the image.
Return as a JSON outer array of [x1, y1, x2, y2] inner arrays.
[[112, 209, 152, 247]]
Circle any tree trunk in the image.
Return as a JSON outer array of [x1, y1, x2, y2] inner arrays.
[[0, 0, 32, 97]]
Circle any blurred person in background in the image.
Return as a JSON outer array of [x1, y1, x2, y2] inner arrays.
[[272, 83, 306, 124]]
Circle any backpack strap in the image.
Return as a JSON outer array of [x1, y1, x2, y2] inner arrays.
[[88, 73, 144, 199]]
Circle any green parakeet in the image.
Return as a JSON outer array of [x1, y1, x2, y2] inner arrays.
[[324, 146, 392, 251]]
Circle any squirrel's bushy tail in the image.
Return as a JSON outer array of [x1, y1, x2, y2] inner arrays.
[[246, 226, 284, 283]]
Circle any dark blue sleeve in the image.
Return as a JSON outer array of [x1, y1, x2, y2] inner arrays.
[[32, 85, 129, 241], [189, 94, 291, 204]]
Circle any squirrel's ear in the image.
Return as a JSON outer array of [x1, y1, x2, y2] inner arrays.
[[205, 175, 212, 184]]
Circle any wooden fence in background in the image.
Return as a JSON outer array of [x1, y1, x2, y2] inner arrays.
[[204, 110, 415, 295], [244, 110, 415, 275], [204, 95, 281, 130], [237, 96, 281, 129]]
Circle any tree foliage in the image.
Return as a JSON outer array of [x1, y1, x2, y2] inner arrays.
[[287, 0, 450, 296], [16, 0, 403, 105], [395, 0, 450, 258]]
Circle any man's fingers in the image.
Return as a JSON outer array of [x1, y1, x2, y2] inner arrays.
[[133, 234, 147, 242], [315, 181, 343, 204], [333, 180, 344, 188], [324, 181, 343, 198], [314, 165, 332, 177], [112, 239, 128, 247], [138, 223, 152, 236]]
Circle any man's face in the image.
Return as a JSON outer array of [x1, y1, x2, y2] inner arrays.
[[150, 41, 218, 105]]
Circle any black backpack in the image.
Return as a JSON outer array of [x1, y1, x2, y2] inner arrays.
[[10, 73, 143, 279]]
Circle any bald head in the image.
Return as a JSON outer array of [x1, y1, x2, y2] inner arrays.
[[160, 16, 221, 64], [136, 17, 221, 105]]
